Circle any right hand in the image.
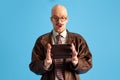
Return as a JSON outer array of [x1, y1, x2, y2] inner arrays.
[[44, 43, 52, 69]]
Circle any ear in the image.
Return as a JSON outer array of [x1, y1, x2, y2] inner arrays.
[[66, 16, 68, 23]]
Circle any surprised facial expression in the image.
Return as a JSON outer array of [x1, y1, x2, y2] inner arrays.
[[51, 5, 68, 33]]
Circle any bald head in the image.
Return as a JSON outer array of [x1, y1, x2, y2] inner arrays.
[[51, 4, 68, 17], [51, 4, 68, 33]]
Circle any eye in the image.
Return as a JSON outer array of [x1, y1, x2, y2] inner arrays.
[[52, 16, 59, 21], [54, 17, 59, 20], [61, 17, 65, 19]]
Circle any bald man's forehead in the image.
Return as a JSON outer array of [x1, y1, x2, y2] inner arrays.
[[51, 5, 68, 17]]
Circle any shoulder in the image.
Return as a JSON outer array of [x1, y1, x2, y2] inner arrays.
[[68, 31, 84, 39], [33, 32, 52, 48], [67, 31, 87, 44], [35, 32, 52, 45], [37, 32, 51, 40]]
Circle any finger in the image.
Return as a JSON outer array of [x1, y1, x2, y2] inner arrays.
[[46, 53, 51, 60], [71, 43, 78, 56], [47, 43, 51, 50], [71, 43, 76, 53], [47, 43, 51, 53], [46, 43, 52, 59]]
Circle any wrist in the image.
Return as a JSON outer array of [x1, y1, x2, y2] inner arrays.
[[44, 60, 51, 70], [72, 60, 78, 66], [72, 56, 78, 66]]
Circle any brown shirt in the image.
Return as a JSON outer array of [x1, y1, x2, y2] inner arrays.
[[29, 30, 92, 80]]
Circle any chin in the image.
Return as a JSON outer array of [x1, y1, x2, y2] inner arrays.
[[55, 27, 65, 33], [55, 29, 62, 33]]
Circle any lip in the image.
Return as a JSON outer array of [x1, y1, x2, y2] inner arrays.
[[56, 23, 63, 28], [57, 25, 62, 28]]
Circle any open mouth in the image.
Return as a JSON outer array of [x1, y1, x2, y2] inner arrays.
[[56, 23, 63, 28]]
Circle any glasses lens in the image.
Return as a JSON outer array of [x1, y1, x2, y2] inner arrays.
[[52, 16, 67, 22]]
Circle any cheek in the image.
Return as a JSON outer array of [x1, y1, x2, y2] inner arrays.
[[52, 22, 56, 27], [62, 25, 66, 29]]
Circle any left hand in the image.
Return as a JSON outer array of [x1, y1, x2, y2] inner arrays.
[[44, 43, 52, 70], [71, 43, 78, 66]]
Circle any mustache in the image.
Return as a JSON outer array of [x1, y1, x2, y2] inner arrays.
[[56, 23, 63, 26]]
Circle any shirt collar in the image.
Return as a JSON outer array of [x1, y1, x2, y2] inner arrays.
[[53, 29, 67, 38]]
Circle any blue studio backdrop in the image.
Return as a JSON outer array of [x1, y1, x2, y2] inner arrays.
[[0, 0, 120, 80]]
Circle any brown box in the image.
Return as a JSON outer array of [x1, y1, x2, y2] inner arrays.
[[51, 44, 72, 59]]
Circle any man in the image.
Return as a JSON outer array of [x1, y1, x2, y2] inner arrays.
[[29, 4, 92, 80]]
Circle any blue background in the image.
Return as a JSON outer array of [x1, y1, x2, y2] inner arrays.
[[0, 0, 120, 80]]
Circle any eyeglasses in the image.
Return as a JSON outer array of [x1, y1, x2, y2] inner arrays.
[[51, 16, 67, 22]]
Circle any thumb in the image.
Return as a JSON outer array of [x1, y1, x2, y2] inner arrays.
[[47, 43, 51, 53], [46, 43, 51, 59], [71, 43, 76, 52]]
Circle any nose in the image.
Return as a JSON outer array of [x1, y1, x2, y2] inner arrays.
[[56, 19, 62, 23]]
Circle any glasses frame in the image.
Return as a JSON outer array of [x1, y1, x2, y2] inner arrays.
[[51, 16, 68, 22]]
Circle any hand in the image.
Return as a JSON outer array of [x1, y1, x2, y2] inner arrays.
[[44, 43, 52, 69], [71, 43, 78, 66]]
